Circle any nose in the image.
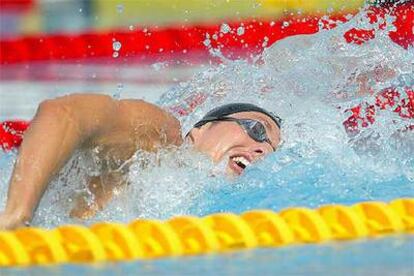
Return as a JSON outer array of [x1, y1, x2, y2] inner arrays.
[[251, 143, 269, 158]]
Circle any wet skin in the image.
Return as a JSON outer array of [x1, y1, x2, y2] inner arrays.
[[189, 111, 281, 176]]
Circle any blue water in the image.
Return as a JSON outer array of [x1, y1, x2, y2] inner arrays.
[[191, 151, 414, 215]]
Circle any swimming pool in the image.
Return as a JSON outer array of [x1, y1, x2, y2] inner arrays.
[[1, 2, 413, 275]]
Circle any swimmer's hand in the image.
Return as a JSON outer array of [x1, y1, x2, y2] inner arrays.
[[69, 199, 100, 220], [69, 174, 125, 220], [0, 211, 29, 230]]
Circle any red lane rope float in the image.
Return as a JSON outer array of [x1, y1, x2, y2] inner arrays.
[[0, 121, 29, 151], [0, 0, 34, 11], [0, 17, 319, 64], [343, 4, 414, 48], [343, 87, 414, 135], [0, 4, 412, 65]]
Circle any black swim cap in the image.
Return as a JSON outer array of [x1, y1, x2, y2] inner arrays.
[[193, 103, 282, 129]]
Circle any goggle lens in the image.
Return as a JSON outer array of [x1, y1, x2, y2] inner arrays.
[[239, 120, 267, 143]]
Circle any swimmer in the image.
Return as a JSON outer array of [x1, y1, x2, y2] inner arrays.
[[0, 94, 282, 229]]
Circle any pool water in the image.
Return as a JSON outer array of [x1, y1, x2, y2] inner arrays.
[[0, 4, 413, 275]]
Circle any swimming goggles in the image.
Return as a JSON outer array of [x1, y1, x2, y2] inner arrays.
[[193, 116, 277, 151]]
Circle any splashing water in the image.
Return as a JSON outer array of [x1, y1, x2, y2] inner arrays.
[[159, 4, 414, 214], [0, 4, 413, 228]]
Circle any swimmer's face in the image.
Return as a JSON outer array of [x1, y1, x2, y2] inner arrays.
[[188, 111, 281, 176]]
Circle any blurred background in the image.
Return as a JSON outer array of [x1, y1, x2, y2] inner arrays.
[[0, 0, 363, 38]]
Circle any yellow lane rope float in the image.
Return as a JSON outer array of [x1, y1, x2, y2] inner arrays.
[[0, 198, 412, 267]]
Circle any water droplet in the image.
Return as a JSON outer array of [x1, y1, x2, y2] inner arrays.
[[270, 21, 275, 26], [203, 38, 211, 47], [152, 62, 167, 71], [282, 21, 290, 27], [112, 52, 119, 58], [220, 23, 231, 34], [113, 83, 123, 99], [237, 26, 245, 36], [112, 41, 122, 51], [262, 36, 269, 48], [117, 4, 124, 13], [129, 25, 134, 31]]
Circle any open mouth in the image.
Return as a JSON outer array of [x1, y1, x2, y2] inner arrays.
[[229, 155, 251, 175]]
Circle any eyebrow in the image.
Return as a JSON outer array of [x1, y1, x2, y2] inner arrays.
[[263, 120, 272, 130]]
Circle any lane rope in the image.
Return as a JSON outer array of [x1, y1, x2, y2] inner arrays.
[[0, 198, 412, 266], [0, 4, 412, 64]]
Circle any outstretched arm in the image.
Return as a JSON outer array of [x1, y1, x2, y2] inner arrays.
[[0, 94, 119, 229], [0, 94, 182, 229]]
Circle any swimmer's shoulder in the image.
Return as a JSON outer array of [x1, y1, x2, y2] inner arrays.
[[44, 94, 183, 146], [118, 99, 183, 146]]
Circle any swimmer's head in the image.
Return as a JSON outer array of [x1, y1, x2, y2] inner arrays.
[[187, 103, 282, 176]]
